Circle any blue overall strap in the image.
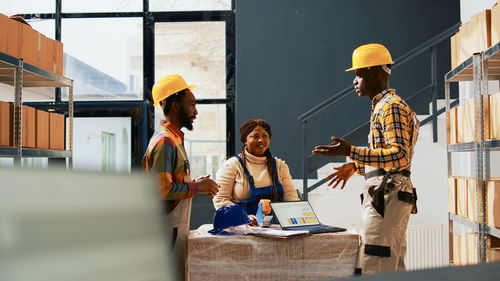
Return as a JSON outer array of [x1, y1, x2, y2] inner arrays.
[[271, 157, 284, 201]]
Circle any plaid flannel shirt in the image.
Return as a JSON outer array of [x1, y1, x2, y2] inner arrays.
[[143, 121, 199, 203], [350, 89, 417, 175]]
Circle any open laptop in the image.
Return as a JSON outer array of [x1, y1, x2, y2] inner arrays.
[[270, 201, 346, 234]]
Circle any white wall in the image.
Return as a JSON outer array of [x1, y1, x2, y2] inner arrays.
[[460, 0, 497, 23], [69, 117, 131, 173]]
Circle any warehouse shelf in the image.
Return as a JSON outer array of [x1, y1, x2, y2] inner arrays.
[[487, 225, 500, 239], [485, 139, 500, 150], [449, 214, 480, 231], [0, 51, 73, 167], [445, 47, 499, 264], [447, 140, 500, 152], [0, 147, 71, 158], [0, 52, 71, 88], [445, 56, 474, 82], [483, 41, 500, 81], [446, 42, 500, 82], [447, 142, 477, 152], [0, 146, 18, 157]]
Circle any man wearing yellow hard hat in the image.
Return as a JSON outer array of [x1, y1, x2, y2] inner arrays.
[[143, 74, 219, 279], [313, 43, 420, 274]]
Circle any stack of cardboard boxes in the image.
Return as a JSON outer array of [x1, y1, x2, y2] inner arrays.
[[0, 101, 65, 150], [448, 92, 500, 145], [449, 2, 500, 69], [452, 233, 500, 265], [449, 178, 500, 265], [0, 15, 66, 151], [0, 13, 63, 75], [448, 2, 500, 144]]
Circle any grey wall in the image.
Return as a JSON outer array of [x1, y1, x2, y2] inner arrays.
[[235, 0, 460, 178]]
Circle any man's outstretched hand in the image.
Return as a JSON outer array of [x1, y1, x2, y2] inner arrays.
[[196, 175, 219, 198], [312, 136, 352, 157], [325, 162, 356, 189]]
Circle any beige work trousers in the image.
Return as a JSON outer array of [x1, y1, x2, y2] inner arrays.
[[358, 173, 414, 275], [167, 198, 192, 281]]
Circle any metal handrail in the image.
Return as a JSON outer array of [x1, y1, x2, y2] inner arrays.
[[297, 22, 461, 122], [299, 22, 461, 199]]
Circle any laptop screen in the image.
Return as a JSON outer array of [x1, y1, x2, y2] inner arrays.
[[271, 201, 320, 228]]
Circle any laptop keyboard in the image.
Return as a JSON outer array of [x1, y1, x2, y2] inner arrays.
[[290, 225, 346, 233]]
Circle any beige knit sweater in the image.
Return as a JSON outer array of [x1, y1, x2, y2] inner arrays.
[[213, 150, 299, 209]]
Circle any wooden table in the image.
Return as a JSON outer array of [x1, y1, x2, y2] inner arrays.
[[187, 224, 360, 281]]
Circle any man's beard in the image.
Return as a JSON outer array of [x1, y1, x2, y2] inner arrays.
[[180, 106, 194, 131]]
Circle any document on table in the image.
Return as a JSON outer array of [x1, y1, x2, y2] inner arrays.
[[248, 227, 308, 238]]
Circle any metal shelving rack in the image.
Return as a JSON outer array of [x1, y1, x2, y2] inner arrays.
[[0, 51, 73, 167], [445, 41, 500, 264]]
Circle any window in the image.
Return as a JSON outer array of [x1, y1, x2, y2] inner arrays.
[[178, 105, 226, 179], [2, 0, 54, 15], [150, 0, 231, 12], [61, 18, 143, 101], [62, 0, 141, 13], [155, 21, 226, 99]]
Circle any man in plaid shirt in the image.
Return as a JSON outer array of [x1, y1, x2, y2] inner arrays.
[[313, 44, 419, 275], [144, 74, 219, 280]]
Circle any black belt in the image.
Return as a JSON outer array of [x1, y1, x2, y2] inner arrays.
[[364, 168, 411, 180], [364, 168, 411, 217]]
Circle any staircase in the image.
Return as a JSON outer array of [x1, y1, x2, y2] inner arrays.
[[297, 23, 461, 199]]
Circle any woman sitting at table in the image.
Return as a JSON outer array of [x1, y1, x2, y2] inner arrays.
[[213, 119, 299, 223]]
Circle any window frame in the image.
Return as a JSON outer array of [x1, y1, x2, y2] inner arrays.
[[18, 0, 236, 168]]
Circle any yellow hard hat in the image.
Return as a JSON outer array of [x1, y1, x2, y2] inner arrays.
[[152, 74, 196, 106], [345, 43, 394, 72]]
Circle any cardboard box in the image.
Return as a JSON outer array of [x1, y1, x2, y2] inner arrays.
[[466, 232, 479, 265], [465, 99, 476, 143], [486, 247, 500, 263], [450, 33, 458, 70], [453, 235, 461, 265], [36, 110, 49, 149], [487, 180, 500, 228], [6, 17, 20, 58], [457, 104, 465, 143], [467, 178, 478, 222], [460, 234, 468, 265], [49, 112, 65, 150], [448, 107, 458, 144], [491, 92, 500, 139], [491, 3, 500, 47], [22, 105, 36, 148], [452, 10, 491, 69], [0, 101, 11, 146], [484, 95, 491, 140], [457, 100, 475, 143], [54, 40, 63, 76], [20, 23, 39, 67], [457, 178, 468, 217], [39, 34, 55, 73], [449, 178, 457, 214], [0, 13, 8, 54]]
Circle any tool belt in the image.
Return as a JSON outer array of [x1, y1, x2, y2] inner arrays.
[[363, 168, 417, 217]]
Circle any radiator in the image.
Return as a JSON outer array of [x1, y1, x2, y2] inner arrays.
[[405, 224, 446, 270]]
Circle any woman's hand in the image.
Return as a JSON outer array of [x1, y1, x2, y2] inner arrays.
[[248, 215, 259, 226], [325, 162, 356, 189]]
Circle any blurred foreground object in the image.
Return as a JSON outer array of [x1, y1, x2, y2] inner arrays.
[[0, 167, 176, 281]]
